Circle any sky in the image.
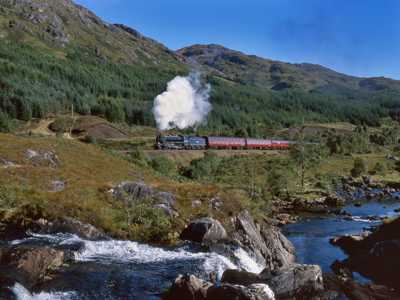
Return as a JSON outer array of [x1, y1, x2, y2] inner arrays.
[[75, 0, 400, 79]]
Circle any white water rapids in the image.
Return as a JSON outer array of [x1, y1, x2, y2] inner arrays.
[[9, 233, 265, 299], [11, 283, 76, 300]]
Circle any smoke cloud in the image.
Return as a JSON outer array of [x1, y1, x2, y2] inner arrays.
[[153, 72, 211, 130]]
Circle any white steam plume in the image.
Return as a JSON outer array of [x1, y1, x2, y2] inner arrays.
[[153, 72, 211, 130]]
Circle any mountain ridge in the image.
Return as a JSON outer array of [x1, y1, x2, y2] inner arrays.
[[0, 0, 181, 66], [177, 44, 400, 94], [0, 0, 399, 131]]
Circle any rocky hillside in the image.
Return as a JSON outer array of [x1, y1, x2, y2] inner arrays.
[[1, 0, 400, 131], [178, 44, 400, 95], [0, 0, 180, 66]]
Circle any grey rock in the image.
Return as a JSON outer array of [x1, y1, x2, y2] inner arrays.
[[207, 283, 274, 300], [362, 175, 372, 185], [192, 199, 202, 208], [221, 269, 263, 286], [50, 180, 66, 192], [112, 181, 178, 218], [386, 154, 399, 162], [0, 157, 15, 168], [25, 149, 60, 168], [0, 245, 69, 289], [232, 211, 295, 271], [180, 217, 228, 244], [209, 197, 223, 210], [36, 217, 107, 240], [163, 274, 211, 300], [155, 191, 176, 207], [260, 264, 324, 299], [154, 203, 179, 218], [113, 181, 154, 202]]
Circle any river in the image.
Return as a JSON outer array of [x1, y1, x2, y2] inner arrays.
[[8, 199, 400, 300], [283, 199, 400, 282]]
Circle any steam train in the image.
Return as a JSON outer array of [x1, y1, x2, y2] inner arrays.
[[156, 135, 292, 150]]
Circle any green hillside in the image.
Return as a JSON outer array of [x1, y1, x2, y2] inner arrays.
[[0, 0, 400, 135]]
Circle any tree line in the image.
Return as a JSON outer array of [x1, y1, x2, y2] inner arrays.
[[1, 40, 400, 134]]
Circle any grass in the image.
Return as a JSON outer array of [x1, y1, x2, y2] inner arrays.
[[1, 118, 400, 242], [0, 133, 252, 242]]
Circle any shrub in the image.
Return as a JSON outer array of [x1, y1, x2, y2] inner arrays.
[[266, 167, 288, 197], [395, 161, 400, 172], [128, 200, 172, 241], [84, 135, 97, 144], [371, 162, 387, 175], [149, 156, 177, 177], [184, 151, 221, 181], [129, 149, 149, 167], [0, 111, 11, 133], [351, 157, 367, 177]]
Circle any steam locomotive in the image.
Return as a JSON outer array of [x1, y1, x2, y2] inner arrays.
[[156, 135, 292, 150]]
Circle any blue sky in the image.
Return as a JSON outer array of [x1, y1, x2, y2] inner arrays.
[[75, 0, 400, 79]]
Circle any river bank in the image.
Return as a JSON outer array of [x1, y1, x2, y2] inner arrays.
[[1, 197, 400, 299]]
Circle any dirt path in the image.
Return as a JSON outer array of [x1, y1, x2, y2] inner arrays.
[[22, 119, 56, 136]]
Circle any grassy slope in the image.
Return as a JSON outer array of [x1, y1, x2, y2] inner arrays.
[[1, 119, 399, 242], [0, 133, 250, 241]]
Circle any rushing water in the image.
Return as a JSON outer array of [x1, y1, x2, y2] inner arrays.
[[283, 199, 400, 282], [8, 233, 263, 300], [8, 199, 400, 299]]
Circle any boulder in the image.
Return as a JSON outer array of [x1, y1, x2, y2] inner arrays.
[[247, 284, 275, 300], [180, 218, 228, 244], [260, 264, 324, 299], [50, 180, 66, 192], [221, 269, 263, 286], [362, 175, 372, 186], [36, 217, 107, 240], [192, 199, 202, 208], [232, 211, 295, 271], [0, 246, 70, 289], [163, 274, 212, 300], [112, 181, 154, 201], [207, 283, 275, 300], [112, 181, 178, 217], [155, 191, 176, 207], [25, 149, 60, 168], [332, 217, 400, 293], [209, 197, 223, 211], [329, 234, 365, 255], [325, 274, 400, 300]]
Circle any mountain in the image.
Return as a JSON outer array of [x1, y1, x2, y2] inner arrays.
[[0, 0, 399, 134], [0, 0, 180, 65], [178, 44, 400, 95], [0, 0, 186, 127]]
